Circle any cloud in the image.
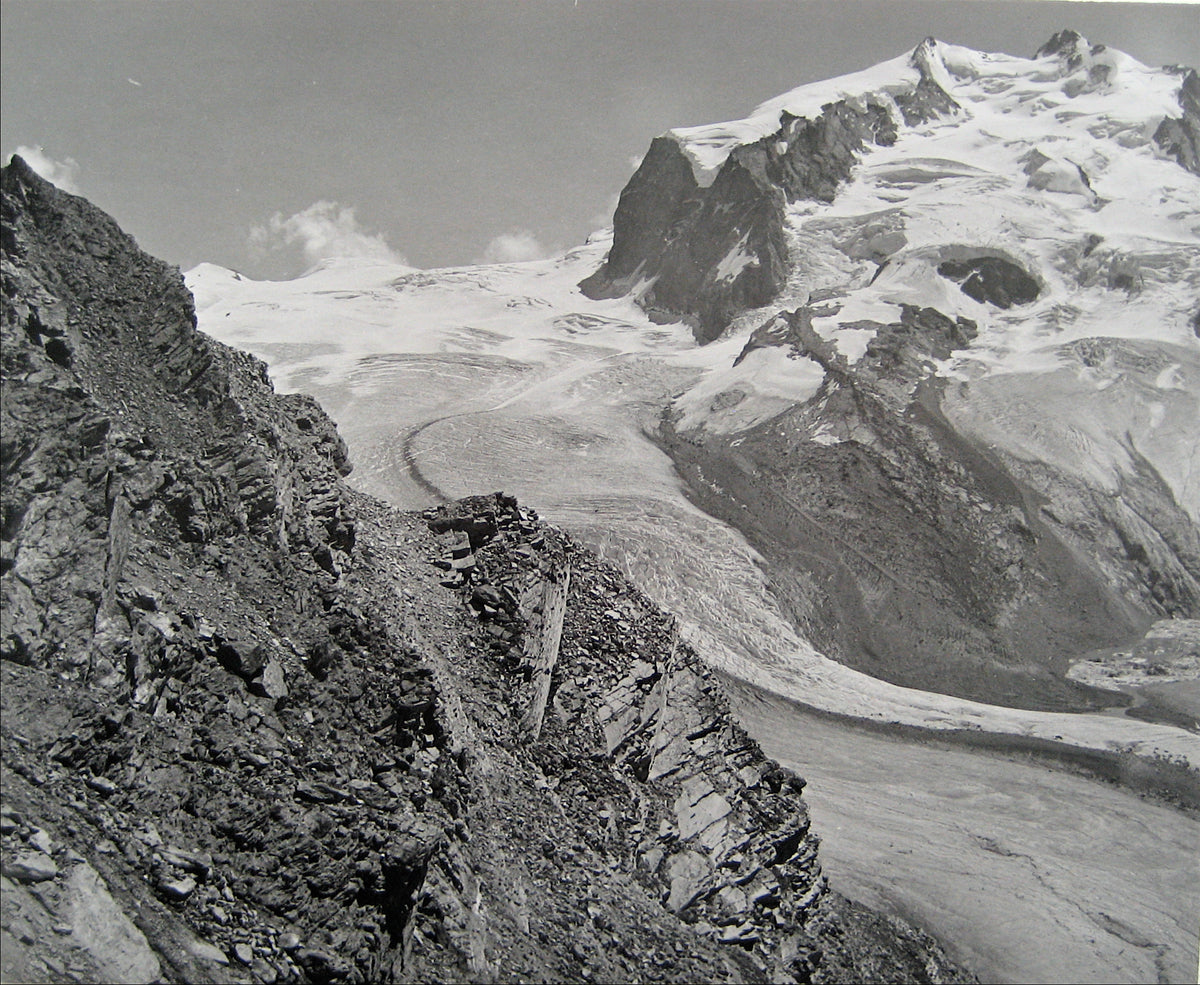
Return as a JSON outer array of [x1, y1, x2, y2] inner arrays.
[[583, 155, 643, 230], [11, 145, 81, 194], [588, 192, 622, 231], [248, 200, 405, 267], [479, 229, 554, 264]]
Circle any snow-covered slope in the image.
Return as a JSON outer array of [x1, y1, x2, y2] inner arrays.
[[670, 32, 1198, 508], [190, 34, 1199, 768]]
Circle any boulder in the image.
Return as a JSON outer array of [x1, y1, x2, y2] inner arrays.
[[666, 850, 712, 912], [2, 851, 58, 883], [68, 862, 161, 984]]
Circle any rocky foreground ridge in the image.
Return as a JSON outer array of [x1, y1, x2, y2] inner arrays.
[[0, 162, 974, 982]]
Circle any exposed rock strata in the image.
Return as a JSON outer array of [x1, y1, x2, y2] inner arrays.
[[0, 161, 972, 981]]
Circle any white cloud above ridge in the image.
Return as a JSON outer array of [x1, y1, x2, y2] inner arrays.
[[248, 200, 406, 268], [478, 229, 555, 264], [588, 192, 622, 232], [11, 145, 81, 194]]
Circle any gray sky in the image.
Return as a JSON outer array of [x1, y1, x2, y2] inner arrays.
[[3, 1, 1198, 278]]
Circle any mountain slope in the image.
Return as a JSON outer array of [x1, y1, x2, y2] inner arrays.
[[1, 159, 976, 982], [593, 30, 1200, 715], [189, 33, 1198, 760], [180, 33, 1200, 982]]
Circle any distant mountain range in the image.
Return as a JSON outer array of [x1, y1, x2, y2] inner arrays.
[[192, 32, 1200, 756]]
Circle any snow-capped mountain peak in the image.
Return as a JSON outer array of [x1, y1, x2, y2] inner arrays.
[[191, 34, 1199, 772], [668, 33, 1190, 187]]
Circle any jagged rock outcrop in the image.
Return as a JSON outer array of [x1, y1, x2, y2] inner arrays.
[[1154, 68, 1200, 175], [581, 134, 789, 342], [0, 162, 973, 982], [1035, 29, 1090, 62], [581, 41, 958, 343], [416, 494, 969, 983], [1, 155, 354, 680]]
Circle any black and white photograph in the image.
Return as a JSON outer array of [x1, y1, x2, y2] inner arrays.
[[2, 1, 1198, 982]]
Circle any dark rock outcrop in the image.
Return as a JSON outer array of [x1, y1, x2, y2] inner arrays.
[[1154, 69, 1200, 176], [1035, 29, 1088, 63], [581, 41, 958, 343], [1, 162, 973, 981], [936, 256, 1040, 308], [735, 304, 977, 398]]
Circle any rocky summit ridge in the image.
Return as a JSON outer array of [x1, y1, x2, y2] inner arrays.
[[0, 159, 973, 983], [582, 32, 1199, 344]]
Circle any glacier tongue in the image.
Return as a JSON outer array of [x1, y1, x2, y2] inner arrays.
[[191, 35, 1199, 769]]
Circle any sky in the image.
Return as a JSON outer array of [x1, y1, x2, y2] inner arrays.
[[3, 1, 1198, 279]]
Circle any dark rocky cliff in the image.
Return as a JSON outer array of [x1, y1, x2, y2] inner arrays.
[[0, 161, 972, 982], [580, 41, 958, 343], [1154, 68, 1200, 176], [661, 303, 1199, 713], [1, 155, 355, 682]]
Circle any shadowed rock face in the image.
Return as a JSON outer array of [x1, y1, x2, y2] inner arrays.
[[1, 161, 974, 982], [937, 256, 1040, 308], [1154, 69, 1200, 175], [581, 46, 958, 343], [579, 134, 788, 343]]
